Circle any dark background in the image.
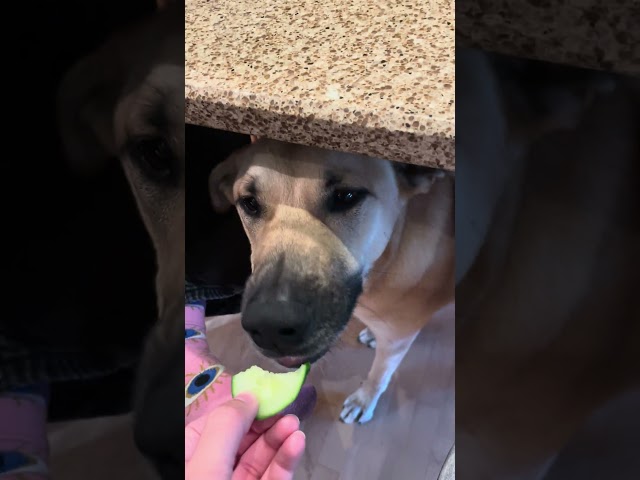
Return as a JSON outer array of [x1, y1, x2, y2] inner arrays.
[[1, 0, 253, 420], [2, 0, 159, 420], [456, 1, 640, 477]]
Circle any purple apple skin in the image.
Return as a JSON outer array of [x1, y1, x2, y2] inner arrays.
[[279, 384, 317, 420]]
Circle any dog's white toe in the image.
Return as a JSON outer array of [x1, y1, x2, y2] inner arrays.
[[358, 328, 377, 349], [340, 388, 378, 424]]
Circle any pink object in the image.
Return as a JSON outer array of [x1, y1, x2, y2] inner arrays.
[[184, 304, 232, 425], [0, 393, 49, 479], [184, 304, 317, 427]]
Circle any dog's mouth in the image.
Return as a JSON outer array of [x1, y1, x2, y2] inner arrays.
[[275, 348, 329, 368], [276, 356, 309, 368], [259, 343, 333, 369]]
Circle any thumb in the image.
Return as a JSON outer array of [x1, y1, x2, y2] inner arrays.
[[185, 393, 259, 480]]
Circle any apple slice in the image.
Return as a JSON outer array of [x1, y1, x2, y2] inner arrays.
[[232, 363, 310, 420]]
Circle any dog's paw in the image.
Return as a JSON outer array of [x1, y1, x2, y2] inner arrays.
[[358, 328, 376, 349], [340, 387, 380, 424]]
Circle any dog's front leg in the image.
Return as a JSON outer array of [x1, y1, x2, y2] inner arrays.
[[340, 330, 419, 424]]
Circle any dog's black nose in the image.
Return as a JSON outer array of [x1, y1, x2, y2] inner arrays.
[[241, 300, 308, 353]]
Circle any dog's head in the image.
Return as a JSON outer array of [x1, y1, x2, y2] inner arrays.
[[56, 1, 184, 477], [488, 53, 617, 144], [210, 139, 443, 366], [57, 0, 185, 314]]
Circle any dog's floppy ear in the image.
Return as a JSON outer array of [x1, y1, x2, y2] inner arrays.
[[490, 54, 616, 140], [209, 155, 241, 213], [57, 38, 125, 175], [393, 162, 446, 197]]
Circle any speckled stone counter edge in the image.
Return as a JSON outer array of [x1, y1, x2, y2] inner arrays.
[[457, 1, 640, 77], [185, 92, 455, 170]]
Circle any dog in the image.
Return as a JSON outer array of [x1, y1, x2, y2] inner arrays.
[[456, 48, 640, 479], [209, 139, 455, 424], [57, 0, 184, 477]]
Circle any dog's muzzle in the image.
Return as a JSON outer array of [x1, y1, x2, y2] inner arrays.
[[241, 252, 362, 365]]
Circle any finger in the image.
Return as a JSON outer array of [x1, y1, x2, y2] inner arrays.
[[186, 393, 258, 480], [264, 430, 306, 480], [185, 415, 208, 462], [234, 415, 300, 479], [252, 415, 282, 434], [236, 415, 281, 457]]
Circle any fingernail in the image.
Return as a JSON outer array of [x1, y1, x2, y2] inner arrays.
[[282, 414, 300, 427]]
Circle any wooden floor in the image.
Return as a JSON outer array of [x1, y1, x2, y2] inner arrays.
[[208, 303, 455, 480], [48, 415, 156, 480], [46, 304, 454, 480]]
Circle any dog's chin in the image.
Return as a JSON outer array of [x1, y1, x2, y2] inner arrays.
[[277, 350, 328, 368], [259, 345, 331, 369], [276, 356, 312, 369]]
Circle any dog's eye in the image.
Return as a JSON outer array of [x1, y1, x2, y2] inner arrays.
[[239, 196, 261, 217], [328, 189, 368, 213], [128, 137, 173, 180]]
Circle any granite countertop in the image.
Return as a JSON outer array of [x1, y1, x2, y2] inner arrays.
[[185, 0, 455, 169], [457, 0, 640, 77]]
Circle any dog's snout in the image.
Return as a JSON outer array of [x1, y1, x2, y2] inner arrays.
[[241, 248, 363, 362], [241, 300, 308, 352]]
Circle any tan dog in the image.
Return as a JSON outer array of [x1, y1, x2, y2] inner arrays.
[[57, 1, 184, 476], [456, 48, 640, 479], [210, 140, 454, 423]]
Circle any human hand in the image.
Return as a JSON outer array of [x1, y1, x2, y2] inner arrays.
[[185, 393, 306, 480]]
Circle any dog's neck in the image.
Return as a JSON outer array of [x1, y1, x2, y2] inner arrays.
[[363, 207, 408, 291], [363, 175, 454, 295]]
